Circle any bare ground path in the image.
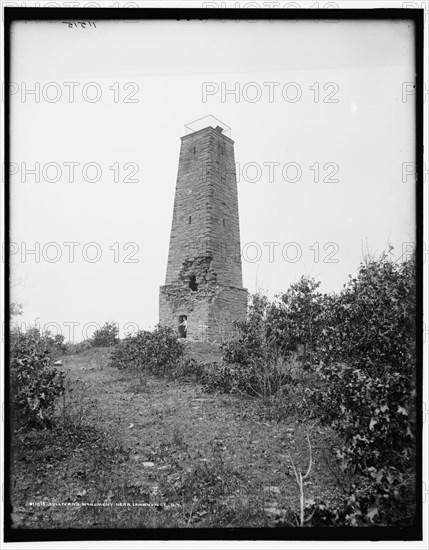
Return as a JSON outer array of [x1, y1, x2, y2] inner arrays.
[[11, 347, 342, 529]]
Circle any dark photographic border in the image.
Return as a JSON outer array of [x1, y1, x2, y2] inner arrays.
[[3, 6, 424, 543]]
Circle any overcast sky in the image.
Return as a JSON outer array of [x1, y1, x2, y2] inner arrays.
[[9, 17, 416, 341]]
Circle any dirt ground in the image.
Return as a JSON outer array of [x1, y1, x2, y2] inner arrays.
[[10, 346, 344, 529]]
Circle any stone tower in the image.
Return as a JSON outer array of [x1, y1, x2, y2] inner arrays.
[[159, 117, 247, 341]]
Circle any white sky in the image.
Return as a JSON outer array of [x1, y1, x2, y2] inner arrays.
[[9, 18, 416, 341]]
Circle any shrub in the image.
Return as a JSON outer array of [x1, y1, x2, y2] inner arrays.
[[266, 276, 325, 371], [221, 294, 269, 366], [109, 325, 184, 380], [318, 363, 415, 472], [310, 250, 417, 523], [318, 249, 416, 375], [91, 322, 119, 347], [11, 326, 67, 359], [10, 328, 65, 429], [41, 331, 67, 358], [301, 469, 415, 527], [200, 362, 243, 394], [199, 355, 294, 401], [222, 285, 323, 387], [316, 251, 416, 473], [172, 357, 205, 382]]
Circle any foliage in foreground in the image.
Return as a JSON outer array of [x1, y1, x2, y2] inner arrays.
[[10, 327, 65, 429], [316, 251, 416, 468], [220, 250, 417, 525]]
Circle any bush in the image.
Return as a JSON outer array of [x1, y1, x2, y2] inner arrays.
[[219, 293, 302, 399], [318, 363, 415, 472], [309, 251, 417, 523], [109, 325, 184, 380], [299, 479, 414, 527], [91, 322, 119, 347], [213, 249, 417, 524], [266, 277, 324, 371], [319, 249, 415, 373], [221, 294, 269, 366], [10, 326, 67, 359], [41, 331, 67, 358], [172, 357, 205, 382], [199, 355, 294, 401], [10, 328, 65, 429], [316, 251, 416, 473]]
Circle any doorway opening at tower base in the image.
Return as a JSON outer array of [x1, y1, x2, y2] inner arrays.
[[178, 315, 187, 338]]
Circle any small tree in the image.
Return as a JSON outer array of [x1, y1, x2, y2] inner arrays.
[[10, 302, 23, 319], [266, 276, 324, 373], [91, 322, 119, 347]]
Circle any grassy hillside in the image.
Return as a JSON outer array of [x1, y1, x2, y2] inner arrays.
[[10, 345, 341, 529]]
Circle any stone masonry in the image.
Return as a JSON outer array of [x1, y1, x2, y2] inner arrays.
[[159, 123, 247, 341]]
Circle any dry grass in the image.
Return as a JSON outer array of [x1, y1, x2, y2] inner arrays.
[[10, 345, 344, 529]]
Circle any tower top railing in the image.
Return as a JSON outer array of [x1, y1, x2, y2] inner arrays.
[[184, 115, 231, 138]]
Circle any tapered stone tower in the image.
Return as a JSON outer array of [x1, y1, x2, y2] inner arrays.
[[159, 117, 247, 341]]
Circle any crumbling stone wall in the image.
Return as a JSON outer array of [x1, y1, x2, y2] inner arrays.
[[159, 125, 247, 342]]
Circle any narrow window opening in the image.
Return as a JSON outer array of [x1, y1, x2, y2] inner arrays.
[[189, 216, 192, 224], [193, 147, 196, 154], [189, 275, 198, 292]]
